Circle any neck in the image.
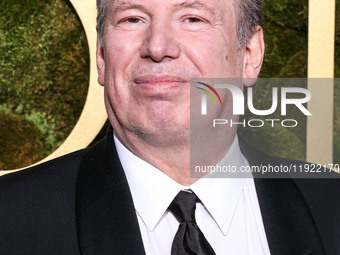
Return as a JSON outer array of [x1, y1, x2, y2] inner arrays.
[[117, 131, 194, 185], [115, 127, 237, 186]]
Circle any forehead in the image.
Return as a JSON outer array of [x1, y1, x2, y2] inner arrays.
[[108, 0, 235, 17]]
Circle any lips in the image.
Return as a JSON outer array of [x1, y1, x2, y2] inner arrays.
[[132, 75, 189, 96], [134, 75, 188, 85]]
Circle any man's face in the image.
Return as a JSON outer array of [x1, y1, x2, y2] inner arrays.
[[97, 0, 246, 146]]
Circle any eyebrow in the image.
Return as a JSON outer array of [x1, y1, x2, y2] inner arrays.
[[111, 1, 145, 14], [176, 1, 216, 16], [111, 0, 216, 16]]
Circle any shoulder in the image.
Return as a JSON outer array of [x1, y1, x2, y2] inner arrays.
[[240, 138, 340, 200], [0, 129, 114, 212], [0, 149, 88, 252], [239, 137, 340, 252], [0, 149, 88, 220], [0, 149, 87, 196]]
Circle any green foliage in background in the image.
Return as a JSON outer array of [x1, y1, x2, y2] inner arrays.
[[238, 0, 339, 163], [0, 112, 42, 169], [261, 0, 308, 78], [333, 0, 340, 163], [238, 0, 309, 161], [0, 0, 89, 169]]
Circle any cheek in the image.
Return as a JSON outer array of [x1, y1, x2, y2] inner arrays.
[[102, 33, 142, 100], [103, 31, 142, 74], [179, 30, 237, 77]]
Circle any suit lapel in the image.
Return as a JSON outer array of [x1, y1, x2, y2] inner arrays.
[[239, 138, 326, 255], [75, 130, 327, 254], [75, 129, 145, 255]]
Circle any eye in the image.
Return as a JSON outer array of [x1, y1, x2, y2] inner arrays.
[[121, 17, 142, 23], [180, 15, 209, 30], [115, 16, 146, 28], [184, 17, 203, 23]]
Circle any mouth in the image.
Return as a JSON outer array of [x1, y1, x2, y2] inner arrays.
[[133, 75, 189, 91]]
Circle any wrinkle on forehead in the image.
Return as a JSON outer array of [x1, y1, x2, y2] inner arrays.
[[110, 0, 219, 16], [110, 1, 145, 15], [176, 0, 217, 16]]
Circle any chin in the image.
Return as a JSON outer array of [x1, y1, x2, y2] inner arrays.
[[130, 118, 190, 147]]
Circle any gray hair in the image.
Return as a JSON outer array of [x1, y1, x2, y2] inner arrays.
[[234, 0, 263, 47], [96, 0, 263, 47], [96, 0, 107, 45]]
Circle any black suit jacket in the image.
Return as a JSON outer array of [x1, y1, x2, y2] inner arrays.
[[0, 129, 339, 254]]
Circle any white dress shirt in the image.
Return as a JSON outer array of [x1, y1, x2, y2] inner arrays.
[[114, 135, 271, 255]]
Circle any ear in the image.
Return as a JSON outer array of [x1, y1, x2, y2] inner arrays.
[[96, 31, 105, 86], [243, 26, 265, 87]]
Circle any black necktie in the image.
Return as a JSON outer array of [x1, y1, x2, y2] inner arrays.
[[169, 191, 216, 255]]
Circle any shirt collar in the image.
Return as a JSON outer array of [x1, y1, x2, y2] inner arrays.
[[114, 135, 182, 231], [190, 135, 249, 235], [114, 135, 249, 235]]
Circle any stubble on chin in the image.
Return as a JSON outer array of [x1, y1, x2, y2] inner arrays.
[[128, 117, 190, 148]]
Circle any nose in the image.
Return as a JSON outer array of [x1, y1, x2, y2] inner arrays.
[[140, 20, 180, 62]]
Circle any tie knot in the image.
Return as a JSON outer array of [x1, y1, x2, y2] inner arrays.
[[168, 191, 199, 223]]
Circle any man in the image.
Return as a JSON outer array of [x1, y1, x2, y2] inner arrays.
[[0, 0, 339, 254]]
